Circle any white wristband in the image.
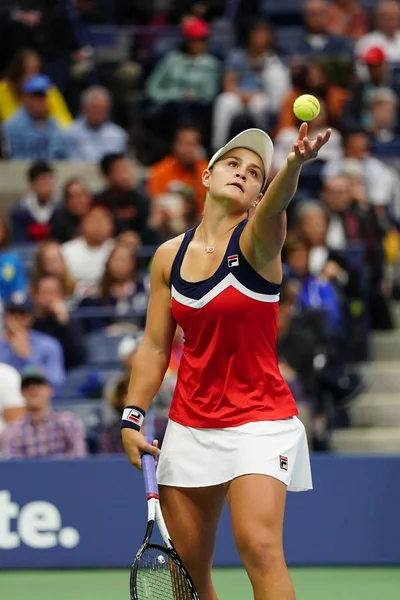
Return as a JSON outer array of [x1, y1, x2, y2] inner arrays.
[[121, 407, 145, 429]]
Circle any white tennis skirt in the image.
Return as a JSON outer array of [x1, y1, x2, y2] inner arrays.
[[156, 417, 312, 492]]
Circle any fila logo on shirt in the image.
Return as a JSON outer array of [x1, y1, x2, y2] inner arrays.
[[280, 456, 288, 471], [227, 254, 239, 268]]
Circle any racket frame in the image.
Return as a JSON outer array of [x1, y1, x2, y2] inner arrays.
[[130, 450, 200, 600]]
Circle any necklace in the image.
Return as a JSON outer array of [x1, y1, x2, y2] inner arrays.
[[200, 221, 240, 253]]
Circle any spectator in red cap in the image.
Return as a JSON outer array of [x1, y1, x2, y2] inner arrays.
[[356, 0, 400, 63], [181, 15, 210, 39], [363, 46, 387, 66], [144, 16, 220, 141], [342, 45, 400, 133]]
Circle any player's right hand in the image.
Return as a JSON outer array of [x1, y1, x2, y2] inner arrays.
[[121, 429, 160, 471]]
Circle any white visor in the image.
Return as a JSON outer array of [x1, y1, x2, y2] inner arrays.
[[208, 128, 274, 192]]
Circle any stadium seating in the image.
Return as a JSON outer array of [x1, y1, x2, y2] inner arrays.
[[10, 243, 37, 273], [85, 332, 127, 367], [261, 0, 303, 17], [55, 365, 122, 399], [54, 398, 103, 453], [274, 26, 306, 56]]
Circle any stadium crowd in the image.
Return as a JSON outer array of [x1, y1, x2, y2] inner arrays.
[[0, 0, 400, 457]]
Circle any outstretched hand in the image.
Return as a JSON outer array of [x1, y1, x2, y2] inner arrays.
[[287, 122, 331, 167]]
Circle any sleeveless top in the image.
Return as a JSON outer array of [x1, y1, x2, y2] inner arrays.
[[169, 220, 298, 428]]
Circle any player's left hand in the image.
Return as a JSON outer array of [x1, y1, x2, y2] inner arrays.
[[287, 122, 331, 167]]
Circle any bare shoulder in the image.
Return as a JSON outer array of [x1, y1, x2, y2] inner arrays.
[[151, 233, 185, 285]]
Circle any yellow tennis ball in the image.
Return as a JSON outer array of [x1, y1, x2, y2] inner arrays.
[[293, 94, 320, 121]]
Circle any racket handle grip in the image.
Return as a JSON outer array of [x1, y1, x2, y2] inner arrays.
[[142, 438, 159, 498]]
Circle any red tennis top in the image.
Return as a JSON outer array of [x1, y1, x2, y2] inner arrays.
[[169, 220, 297, 428]]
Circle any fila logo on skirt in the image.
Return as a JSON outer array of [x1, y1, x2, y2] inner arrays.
[[280, 456, 288, 471]]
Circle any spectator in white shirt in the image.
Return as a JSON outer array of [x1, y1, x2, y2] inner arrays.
[[323, 131, 398, 208], [68, 86, 128, 163], [356, 0, 400, 63], [62, 205, 115, 290], [212, 20, 290, 151], [0, 363, 25, 443]]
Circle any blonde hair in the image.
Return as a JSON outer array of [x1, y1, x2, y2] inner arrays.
[[31, 240, 76, 297]]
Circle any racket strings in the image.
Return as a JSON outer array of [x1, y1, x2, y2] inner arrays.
[[136, 547, 193, 599]]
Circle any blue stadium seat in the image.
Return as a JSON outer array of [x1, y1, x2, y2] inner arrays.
[[95, 0, 117, 23], [261, 0, 303, 17], [360, 0, 379, 7], [89, 25, 130, 63], [297, 160, 324, 195], [85, 332, 126, 367], [209, 19, 235, 59], [56, 366, 122, 399], [275, 26, 305, 56], [370, 140, 400, 171], [10, 243, 37, 273], [89, 25, 119, 48], [149, 33, 181, 64], [54, 398, 103, 454], [392, 62, 400, 79]]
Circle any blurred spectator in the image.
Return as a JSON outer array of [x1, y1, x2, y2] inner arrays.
[[77, 241, 148, 333], [31, 274, 85, 370], [150, 188, 199, 242], [356, 0, 400, 63], [100, 366, 130, 454], [100, 334, 139, 454], [368, 88, 400, 141], [326, 0, 369, 42], [320, 174, 392, 330], [282, 232, 309, 276], [277, 61, 348, 132], [2, 74, 74, 160], [100, 325, 182, 453], [320, 175, 353, 252], [294, 201, 349, 293], [274, 100, 343, 170], [323, 131, 398, 209], [212, 20, 290, 150], [1, 367, 86, 459], [10, 160, 60, 243], [61, 205, 115, 289], [0, 295, 65, 391], [9, 0, 99, 95], [52, 178, 92, 244], [277, 278, 335, 451], [68, 86, 128, 162], [145, 16, 220, 139], [282, 229, 343, 333], [147, 125, 207, 216], [94, 153, 153, 243], [0, 49, 72, 127], [292, 0, 353, 59], [0, 215, 27, 304], [368, 88, 400, 169], [32, 240, 76, 298], [342, 46, 400, 134], [0, 363, 25, 444]]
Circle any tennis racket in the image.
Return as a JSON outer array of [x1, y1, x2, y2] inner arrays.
[[130, 440, 200, 600]]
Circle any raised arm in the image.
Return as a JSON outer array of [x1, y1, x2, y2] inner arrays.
[[121, 240, 178, 468], [243, 123, 331, 267]]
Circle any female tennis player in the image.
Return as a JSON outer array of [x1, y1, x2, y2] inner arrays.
[[122, 122, 331, 600]]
